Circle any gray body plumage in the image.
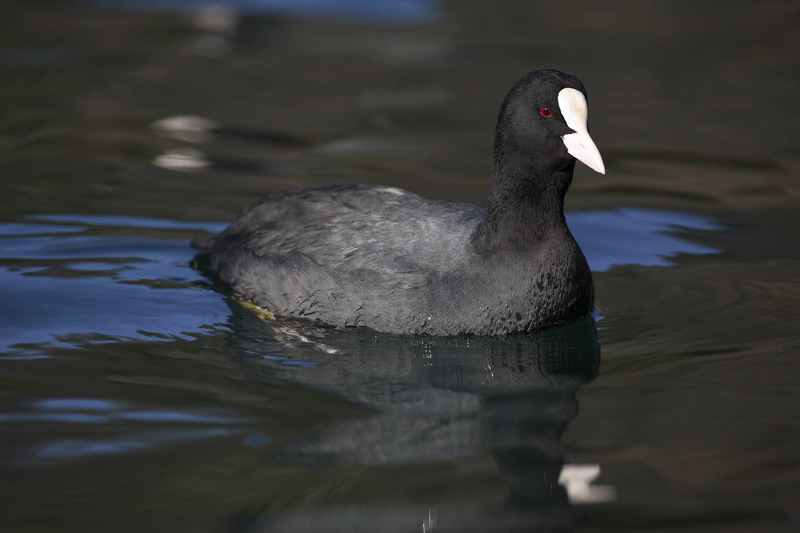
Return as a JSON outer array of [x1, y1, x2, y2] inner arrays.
[[197, 184, 592, 336]]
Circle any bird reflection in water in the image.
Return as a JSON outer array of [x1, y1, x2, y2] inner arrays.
[[227, 303, 611, 532]]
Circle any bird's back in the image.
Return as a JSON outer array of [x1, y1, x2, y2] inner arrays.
[[198, 185, 486, 332]]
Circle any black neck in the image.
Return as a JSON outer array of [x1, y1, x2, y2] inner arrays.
[[471, 148, 574, 254]]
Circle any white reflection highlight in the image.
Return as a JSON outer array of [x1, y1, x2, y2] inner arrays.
[[152, 147, 212, 172], [558, 463, 617, 504], [421, 507, 437, 533], [150, 114, 219, 143]]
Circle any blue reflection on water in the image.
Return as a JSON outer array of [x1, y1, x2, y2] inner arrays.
[[0, 209, 720, 354], [28, 214, 226, 233], [0, 397, 255, 426], [568, 207, 720, 272], [88, 0, 442, 24], [36, 429, 233, 459], [116, 411, 243, 423], [0, 218, 230, 354], [0, 266, 228, 352], [0, 397, 256, 463], [0, 222, 83, 236], [37, 439, 149, 459], [35, 398, 125, 411], [0, 413, 109, 424], [262, 354, 320, 368]]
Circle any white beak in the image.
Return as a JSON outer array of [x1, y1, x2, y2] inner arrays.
[[558, 88, 605, 174]]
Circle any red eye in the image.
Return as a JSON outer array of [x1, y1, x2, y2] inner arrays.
[[539, 106, 553, 118]]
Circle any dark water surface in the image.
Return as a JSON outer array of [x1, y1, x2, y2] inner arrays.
[[1, 1, 798, 532]]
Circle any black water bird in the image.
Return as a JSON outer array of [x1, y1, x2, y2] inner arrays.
[[194, 69, 605, 335]]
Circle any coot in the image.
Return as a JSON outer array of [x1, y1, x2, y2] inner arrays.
[[195, 69, 605, 336]]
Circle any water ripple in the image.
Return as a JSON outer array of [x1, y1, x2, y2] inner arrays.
[[0, 209, 722, 353]]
